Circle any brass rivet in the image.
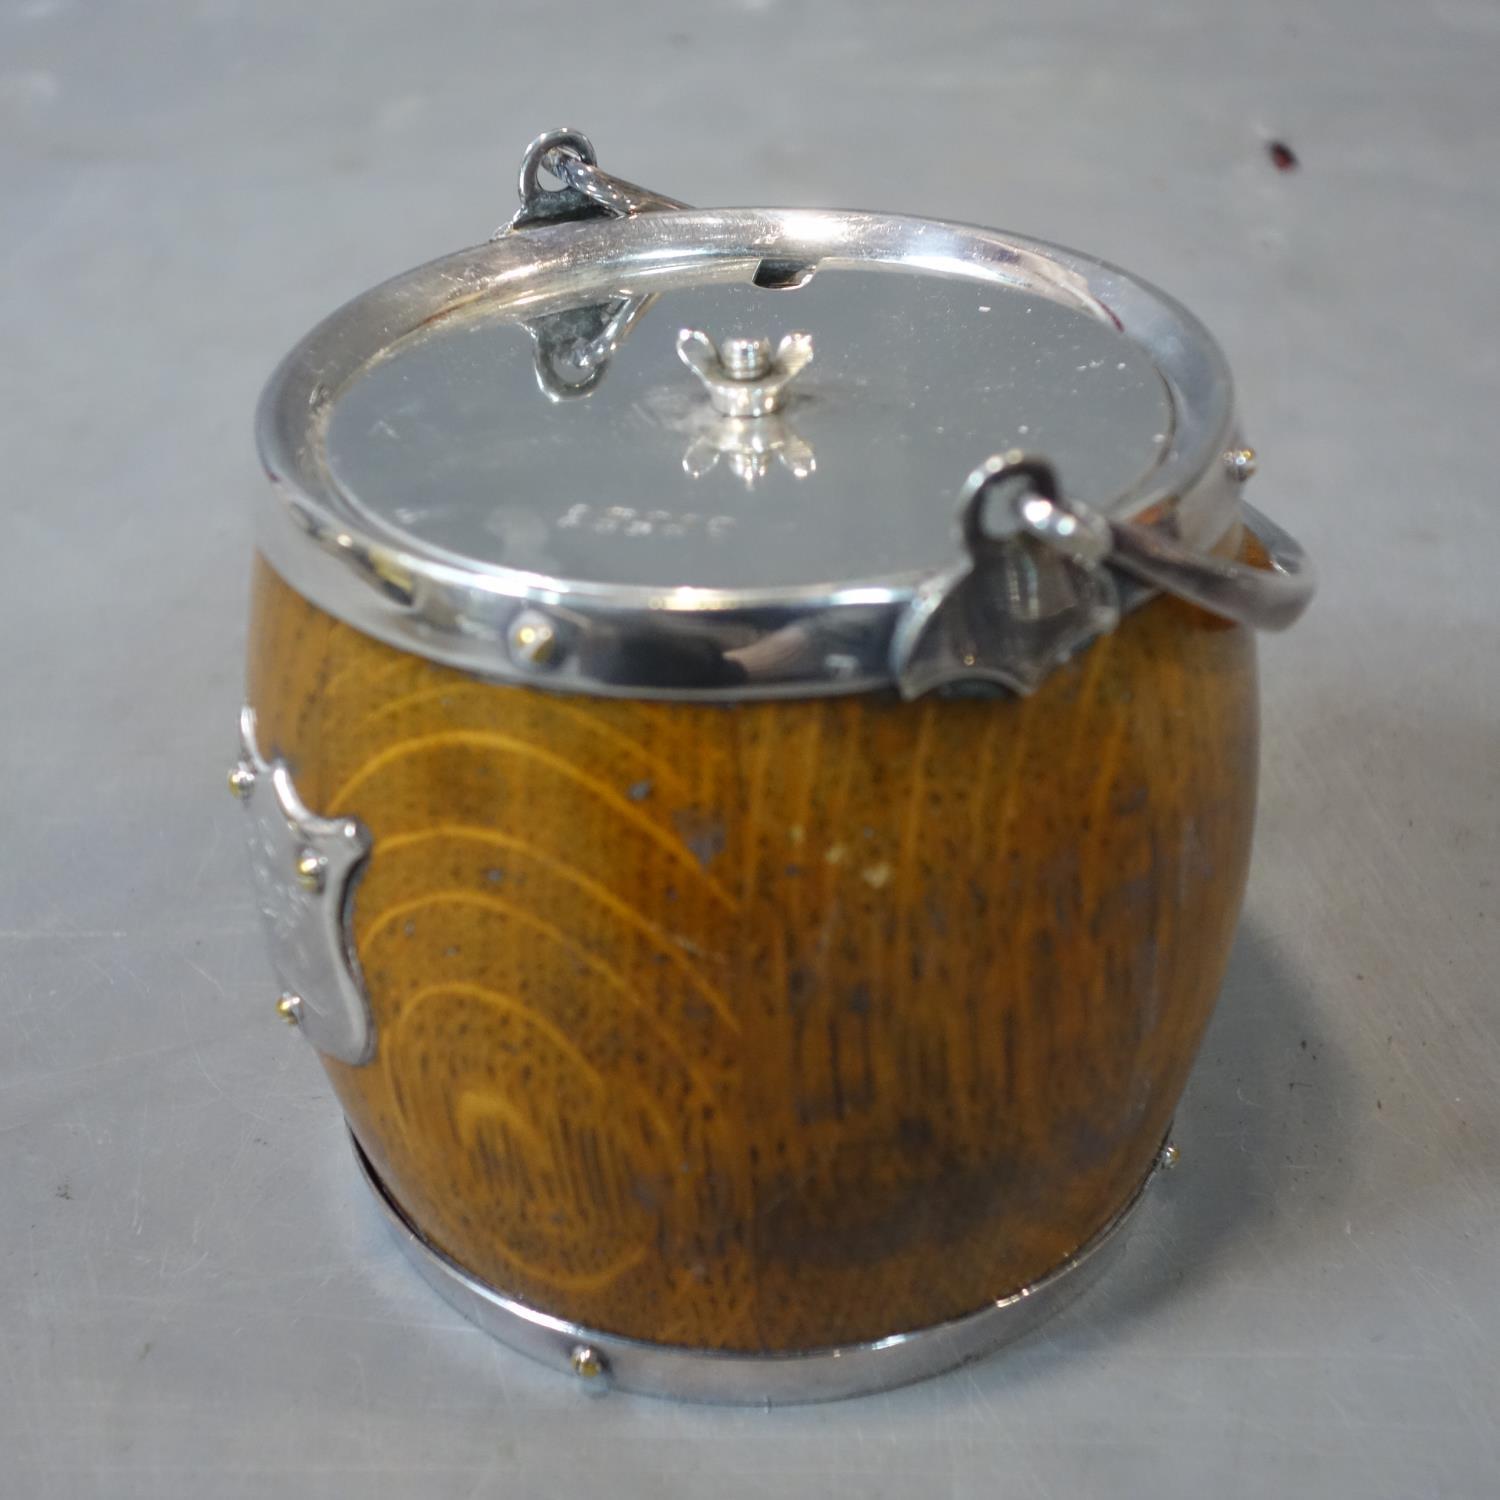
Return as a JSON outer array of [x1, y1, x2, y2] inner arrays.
[[509, 610, 563, 670], [276, 993, 303, 1026], [569, 1344, 607, 1382], [294, 849, 326, 892], [227, 763, 256, 800], [1224, 447, 1257, 483], [1156, 1142, 1180, 1172]]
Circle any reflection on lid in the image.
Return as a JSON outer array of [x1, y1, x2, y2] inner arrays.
[[681, 411, 816, 486], [523, 292, 657, 401]]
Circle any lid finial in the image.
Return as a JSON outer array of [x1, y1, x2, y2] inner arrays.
[[677, 328, 814, 418]]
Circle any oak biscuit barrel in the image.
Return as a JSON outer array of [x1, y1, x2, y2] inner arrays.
[[231, 128, 1314, 1403]]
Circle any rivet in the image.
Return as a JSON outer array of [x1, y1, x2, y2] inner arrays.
[[1224, 447, 1257, 483], [1156, 1142, 1180, 1172], [569, 1344, 608, 1383], [509, 609, 563, 670], [276, 993, 303, 1026], [294, 848, 327, 892], [227, 763, 256, 800]]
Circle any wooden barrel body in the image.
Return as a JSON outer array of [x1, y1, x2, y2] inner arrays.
[[247, 552, 1258, 1352]]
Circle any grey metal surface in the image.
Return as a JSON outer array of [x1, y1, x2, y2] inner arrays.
[[1, 1, 1496, 1496]]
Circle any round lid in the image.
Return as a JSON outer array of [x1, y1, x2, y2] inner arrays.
[[324, 271, 1176, 592], [256, 132, 1247, 700]]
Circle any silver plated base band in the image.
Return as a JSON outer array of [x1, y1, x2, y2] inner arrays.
[[352, 1131, 1165, 1405]]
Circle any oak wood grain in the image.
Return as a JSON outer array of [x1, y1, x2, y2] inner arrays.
[[247, 556, 1258, 1350]]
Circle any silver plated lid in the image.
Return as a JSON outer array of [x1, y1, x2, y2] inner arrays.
[[256, 129, 1313, 700]]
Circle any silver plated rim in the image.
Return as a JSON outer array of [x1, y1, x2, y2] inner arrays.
[[256, 208, 1244, 701], [352, 1129, 1164, 1405]]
